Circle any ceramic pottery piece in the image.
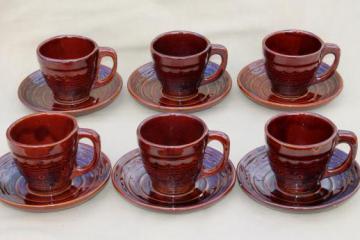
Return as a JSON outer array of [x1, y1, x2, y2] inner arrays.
[[237, 59, 343, 110], [18, 65, 122, 116], [37, 35, 118, 104], [137, 113, 230, 195], [263, 29, 340, 96], [265, 112, 357, 197], [6, 113, 102, 196], [237, 146, 360, 211], [112, 147, 235, 212], [0, 143, 111, 212], [151, 30, 228, 98], [128, 62, 231, 112]]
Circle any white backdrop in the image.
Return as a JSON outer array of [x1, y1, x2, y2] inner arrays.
[[0, 0, 359, 239]]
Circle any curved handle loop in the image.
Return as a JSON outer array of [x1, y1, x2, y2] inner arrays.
[[323, 130, 357, 178], [93, 47, 118, 88], [201, 44, 228, 85], [199, 130, 230, 177], [312, 43, 340, 85], [70, 128, 101, 179]]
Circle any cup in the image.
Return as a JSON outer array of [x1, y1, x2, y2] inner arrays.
[[137, 113, 230, 196], [265, 112, 357, 196], [151, 31, 228, 99], [37, 35, 118, 104], [263, 30, 340, 96], [6, 113, 101, 196]]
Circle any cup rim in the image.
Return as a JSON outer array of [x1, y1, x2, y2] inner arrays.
[[37, 34, 98, 63], [265, 112, 338, 149], [6, 113, 78, 149], [150, 30, 211, 59], [137, 113, 208, 149], [262, 29, 324, 58]]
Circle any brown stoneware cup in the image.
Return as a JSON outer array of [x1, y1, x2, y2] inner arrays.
[[263, 30, 340, 96], [137, 113, 230, 196], [6, 113, 101, 196], [37, 35, 118, 104], [265, 112, 357, 196], [151, 31, 228, 99]]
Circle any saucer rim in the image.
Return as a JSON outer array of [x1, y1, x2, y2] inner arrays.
[[237, 59, 344, 110], [236, 145, 360, 212], [111, 147, 236, 213], [127, 62, 232, 113], [0, 143, 111, 212], [18, 65, 123, 116]]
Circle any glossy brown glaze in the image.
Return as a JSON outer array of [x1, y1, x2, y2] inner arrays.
[[266, 112, 357, 197], [127, 62, 231, 112], [151, 31, 227, 98], [112, 147, 235, 212], [37, 35, 117, 104], [6, 113, 101, 196], [18, 65, 122, 116], [263, 30, 340, 96], [137, 113, 230, 196], [237, 59, 343, 110], [0, 143, 111, 212], [237, 146, 360, 211]]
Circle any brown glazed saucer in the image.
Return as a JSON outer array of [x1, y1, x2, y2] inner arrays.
[[127, 62, 232, 112], [18, 65, 123, 116], [0, 143, 111, 212], [237, 59, 343, 110], [237, 146, 360, 212], [112, 147, 235, 212]]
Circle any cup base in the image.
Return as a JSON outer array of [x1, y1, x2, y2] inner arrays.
[[271, 87, 308, 98], [26, 183, 72, 197], [161, 91, 199, 102], [273, 182, 330, 204], [53, 96, 90, 106], [150, 181, 197, 199], [149, 184, 203, 204]]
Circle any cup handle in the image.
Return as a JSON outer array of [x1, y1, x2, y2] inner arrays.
[[199, 130, 230, 177], [200, 44, 228, 85], [312, 43, 340, 85], [93, 47, 118, 88], [70, 128, 101, 179], [323, 130, 357, 178]]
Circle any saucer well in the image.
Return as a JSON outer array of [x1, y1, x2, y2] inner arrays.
[[127, 62, 232, 112], [237, 146, 360, 212], [237, 59, 343, 110], [0, 143, 111, 212], [111, 147, 235, 212], [18, 65, 123, 116]]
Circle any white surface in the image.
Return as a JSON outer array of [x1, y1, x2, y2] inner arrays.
[[0, 0, 360, 239]]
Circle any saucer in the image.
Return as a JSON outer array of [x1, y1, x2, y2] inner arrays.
[[127, 62, 232, 112], [112, 147, 235, 212], [237, 146, 360, 212], [0, 143, 111, 212], [18, 65, 123, 116], [237, 59, 343, 110]]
